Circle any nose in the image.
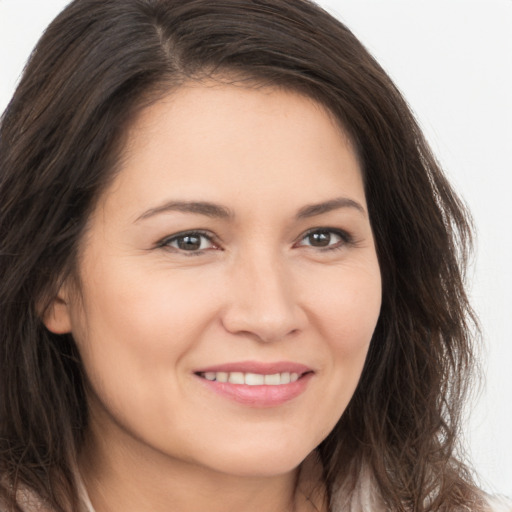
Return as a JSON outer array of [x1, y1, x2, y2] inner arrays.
[[221, 250, 307, 343]]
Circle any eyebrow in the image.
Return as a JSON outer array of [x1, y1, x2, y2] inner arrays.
[[296, 197, 366, 219], [135, 200, 233, 222], [135, 196, 366, 223]]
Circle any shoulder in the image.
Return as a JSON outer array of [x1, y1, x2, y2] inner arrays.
[[329, 493, 512, 512], [329, 470, 512, 512], [0, 475, 93, 512], [485, 495, 512, 512], [0, 487, 55, 512]]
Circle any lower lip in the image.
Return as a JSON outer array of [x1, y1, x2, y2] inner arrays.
[[196, 373, 313, 407]]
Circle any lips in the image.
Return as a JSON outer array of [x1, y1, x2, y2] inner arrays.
[[194, 361, 313, 407], [198, 371, 301, 386], [194, 361, 311, 375]]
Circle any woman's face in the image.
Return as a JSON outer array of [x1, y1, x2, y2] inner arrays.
[[48, 83, 381, 477]]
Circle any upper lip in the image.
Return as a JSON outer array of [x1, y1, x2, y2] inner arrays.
[[194, 361, 312, 375]]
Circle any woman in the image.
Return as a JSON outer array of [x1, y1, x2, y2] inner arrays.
[[0, 1, 504, 511]]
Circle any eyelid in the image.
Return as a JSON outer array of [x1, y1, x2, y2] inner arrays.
[[155, 227, 355, 254], [156, 229, 221, 253], [294, 227, 354, 250]]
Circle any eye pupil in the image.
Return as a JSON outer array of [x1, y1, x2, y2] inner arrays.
[[309, 231, 331, 247], [177, 235, 201, 251]]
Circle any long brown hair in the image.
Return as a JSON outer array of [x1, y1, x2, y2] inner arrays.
[[0, 1, 482, 510]]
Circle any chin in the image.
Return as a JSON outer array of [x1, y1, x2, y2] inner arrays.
[[194, 437, 317, 479]]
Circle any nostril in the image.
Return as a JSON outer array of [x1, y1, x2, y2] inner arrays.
[[220, 309, 306, 344]]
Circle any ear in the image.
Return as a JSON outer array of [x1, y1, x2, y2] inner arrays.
[[41, 285, 73, 334]]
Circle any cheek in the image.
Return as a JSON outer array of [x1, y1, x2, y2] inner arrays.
[[75, 258, 215, 343], [309, 262, 381, 418], [307, 260, 382, 352], [69, 260, 221, 406]]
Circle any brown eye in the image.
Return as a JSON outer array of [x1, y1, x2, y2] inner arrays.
[[162, 231, 216, 252], [297, 229, 349, 250], [307, 231, 333, 247], [176, 234, 203, 251]]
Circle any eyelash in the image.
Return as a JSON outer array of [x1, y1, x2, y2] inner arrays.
[[295, 227, 354, 252], [157, 228, 354, 255], [157, 230, 220, 256]]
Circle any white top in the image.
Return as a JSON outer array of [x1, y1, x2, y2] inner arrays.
[[6, 477, 512, 512], [76, 486, 512, 512]]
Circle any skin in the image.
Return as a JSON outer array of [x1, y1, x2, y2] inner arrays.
[[45, 82, 382, 512]]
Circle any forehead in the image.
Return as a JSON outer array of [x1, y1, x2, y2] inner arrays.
[[127, 79, 355, 144], [94, 82, 365, 221], [125, 80, 354, 152]]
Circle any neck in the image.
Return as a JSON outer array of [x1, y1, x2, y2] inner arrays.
[[78, 416, 327, 512]]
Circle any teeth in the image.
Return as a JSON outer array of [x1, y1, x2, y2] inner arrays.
[[281, 372, 291, 384], [216, 372, 228, 383], [264, 373, 281, 385], [200, 371, 302, 385], [228, 372, 244, 384], [245, 373, 265, 385]]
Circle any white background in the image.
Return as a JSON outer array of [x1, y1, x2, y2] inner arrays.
[[1, 0, 511, 498]]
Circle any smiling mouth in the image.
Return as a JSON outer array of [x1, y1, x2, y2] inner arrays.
[[193, 362, 314, 406], [196, 371, 306, 386], [194, 369, 313, 406]]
